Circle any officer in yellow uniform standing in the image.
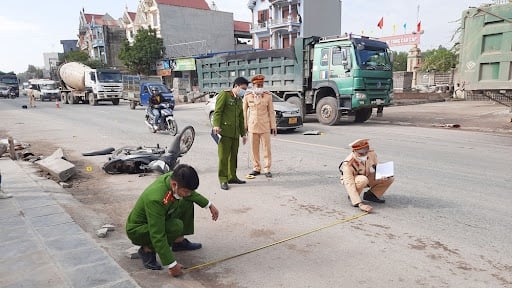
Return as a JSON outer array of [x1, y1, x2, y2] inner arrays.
[[339, 139, 394, 212], [243, 74, 277, 178]]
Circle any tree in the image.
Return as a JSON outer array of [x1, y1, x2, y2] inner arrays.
[[391, 51, 408, 71], [63, 51, 90, 63], [420, 46, 458, 72], [118, 27, 164, 75], [26, 65, 44, 79]]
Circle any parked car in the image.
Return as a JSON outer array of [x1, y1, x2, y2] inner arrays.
[[205, 92, 303, 131], [0, 85, 16, 99]]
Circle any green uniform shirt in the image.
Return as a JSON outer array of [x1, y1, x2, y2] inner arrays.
[[213, 90, 246, 138], [126, 172, 209, 266]]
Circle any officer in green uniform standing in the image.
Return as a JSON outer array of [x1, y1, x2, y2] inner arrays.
[[212, 77, 249, 190], [126, 164, 219, 277]]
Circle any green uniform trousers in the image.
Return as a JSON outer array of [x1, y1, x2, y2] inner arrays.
[[218, 135, 240, 183], [127, 198, 196, 249]]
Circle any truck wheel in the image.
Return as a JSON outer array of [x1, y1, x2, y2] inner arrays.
[[316, 97, 338, 126], [112, 98, 120, 105], [129, 101, 136, 110], [68, 95, 74, 105], [354, 108, 372, 123], [88, 93, 97, 106], [286, 96, 304, 120]]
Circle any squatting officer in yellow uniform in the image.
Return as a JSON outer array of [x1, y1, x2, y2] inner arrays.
[[340, 139, 394, 213], [212, 77, 249, 190]]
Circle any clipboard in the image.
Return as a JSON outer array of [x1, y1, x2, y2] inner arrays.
[[375, 161, 394, 179]]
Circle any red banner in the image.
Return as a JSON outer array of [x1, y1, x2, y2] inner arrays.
[[379, 33, 420, 47]]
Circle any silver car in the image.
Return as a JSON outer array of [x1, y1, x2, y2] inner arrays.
[[205, 92, 303, 131]]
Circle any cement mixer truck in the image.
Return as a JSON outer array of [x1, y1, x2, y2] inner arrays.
[[58, 62, 123, 105]]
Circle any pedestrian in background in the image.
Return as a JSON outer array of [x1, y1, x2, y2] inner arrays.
[[27, 85, 35, 108], [243, 74, 277, 178], [339, 139, 394, 212], [126, 164, 219, 277], [212, 77, 249, 190]]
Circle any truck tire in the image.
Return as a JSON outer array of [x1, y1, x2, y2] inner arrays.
[[112, 98, 120, 105], [286, 96, 305, 120], [316, 97, 339, 126], [88, 93, 97, 106], [354, 108, 372, 123], [68, 95, 74, 105], [129, 101, 136, 110]]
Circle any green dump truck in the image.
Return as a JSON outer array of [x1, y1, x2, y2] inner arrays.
[[196, 35, 393, 125], [458, 3, 512, 107]]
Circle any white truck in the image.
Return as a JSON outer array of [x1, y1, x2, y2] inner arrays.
[[28, 79, 60, 101], [58, 62, 123, 105]]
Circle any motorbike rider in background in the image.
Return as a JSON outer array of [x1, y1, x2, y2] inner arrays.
[[149, 88, 171, 130]]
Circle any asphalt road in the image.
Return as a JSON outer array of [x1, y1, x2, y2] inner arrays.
[[1, 97, 511, 288]]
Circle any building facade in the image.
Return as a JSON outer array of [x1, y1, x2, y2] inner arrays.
[[248, 0, 342, 49], [78, 11, 125, 68]]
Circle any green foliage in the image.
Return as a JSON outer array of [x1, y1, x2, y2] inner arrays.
[[119, 27, 164, 75], [391, 51, 408, 71], [63, 51, 90, 63], [420, 46, 457, 72]]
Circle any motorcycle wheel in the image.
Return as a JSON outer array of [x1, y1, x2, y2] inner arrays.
[[178, 126, 195, 155], [167, 118, 178, 136]]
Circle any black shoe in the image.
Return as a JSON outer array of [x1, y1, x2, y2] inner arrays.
[[249, 171, 260, 176], [363, 191, 385, 203], [137, 247, 162, 270], [172, 238, 202, 252], [220, 182, 229, 190], [228, 178, 246, 184], [264, 172, 272, 178]]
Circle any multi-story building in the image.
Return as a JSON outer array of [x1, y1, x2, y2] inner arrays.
[[248, 0, 342, 49], [60, 40, 78, 54], [131, 0, 248, 58], [77, 10, 125, 68]]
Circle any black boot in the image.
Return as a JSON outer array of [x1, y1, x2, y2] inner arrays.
[[363, 191, 385, 203], [137, 247, 162, 270]]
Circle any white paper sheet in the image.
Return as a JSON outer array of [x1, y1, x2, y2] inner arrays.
[[376, 161, 394, 179]]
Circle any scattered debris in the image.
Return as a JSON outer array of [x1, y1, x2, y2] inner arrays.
[[102, 224, 116, 232], [96, 228, 109, 238], [36, 148, 76, 182], [59, 182, 72, 188], [126, 246, 140, 259], [303, 130, 322, 135], [432, 123, 461, 128]]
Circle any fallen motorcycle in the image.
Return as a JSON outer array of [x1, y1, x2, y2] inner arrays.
[[145, 102, 178, 136], [102, 125, 195, 175]]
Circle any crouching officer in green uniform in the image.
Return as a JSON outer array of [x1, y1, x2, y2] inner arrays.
[[212, 77, 249, 190], [126, 164, 219, 277]]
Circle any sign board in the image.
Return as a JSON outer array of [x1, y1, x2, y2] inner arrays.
[[156, 60, 172, 76], [379, 33, 421, 47], [174, 58, 196, 71]]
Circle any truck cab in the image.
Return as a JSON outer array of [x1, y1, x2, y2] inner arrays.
[[310, 36, 393, 124]]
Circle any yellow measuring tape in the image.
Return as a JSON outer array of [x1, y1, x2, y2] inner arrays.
[[184, 211, 369, 271]]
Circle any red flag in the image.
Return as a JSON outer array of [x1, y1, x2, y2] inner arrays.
[[417, 21, 421, 32], [377, 17, 384, 29]]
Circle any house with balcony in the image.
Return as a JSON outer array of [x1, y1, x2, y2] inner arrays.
[[120, 9, 137, 44], [248, 0, 342, 49], [78, 10, 125, 68]]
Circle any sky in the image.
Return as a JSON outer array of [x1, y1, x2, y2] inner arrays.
[[0, 0, 494, 74]]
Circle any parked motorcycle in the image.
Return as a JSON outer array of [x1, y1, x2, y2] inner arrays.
[[145, 102, 178, 136], [102, 125, 195, 175]]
